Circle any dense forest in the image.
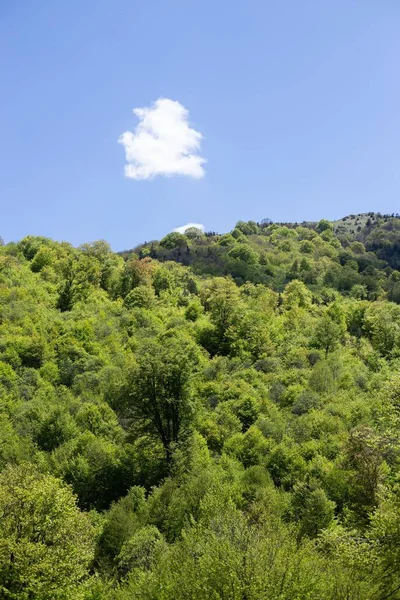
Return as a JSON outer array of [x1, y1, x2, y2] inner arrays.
[[1, 212, 400, 599]]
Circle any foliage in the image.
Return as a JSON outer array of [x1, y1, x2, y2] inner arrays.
[[0, 215, 400, 598], [0, 464, 95, 600]]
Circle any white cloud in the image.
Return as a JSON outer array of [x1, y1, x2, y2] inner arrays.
[[173, 222, 205, 234], [119, 98, 206, 180]]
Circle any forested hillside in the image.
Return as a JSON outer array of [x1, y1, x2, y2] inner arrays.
[[1, 214, 400, 599]]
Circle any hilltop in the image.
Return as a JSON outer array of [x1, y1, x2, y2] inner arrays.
[[121, 212, 400, 301]]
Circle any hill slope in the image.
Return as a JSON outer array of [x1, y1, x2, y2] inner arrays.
[[0, 217, 400, 599], [124, 213, 400, 301]]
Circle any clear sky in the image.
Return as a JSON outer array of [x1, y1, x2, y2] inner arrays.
[[1, 1, 399, 250]]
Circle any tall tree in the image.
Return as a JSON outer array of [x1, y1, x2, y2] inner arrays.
[[126, 333, 201, 464]]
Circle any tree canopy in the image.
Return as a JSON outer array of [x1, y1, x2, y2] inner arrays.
[[1, 213, 400, 598]]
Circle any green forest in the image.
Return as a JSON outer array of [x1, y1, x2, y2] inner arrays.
[[1, 212, 400, 599]]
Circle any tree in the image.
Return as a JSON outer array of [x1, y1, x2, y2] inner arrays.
[[235, 220, 259, 235], [350, 284, 368, 300], [299, 240, 314, 254], [152, 266, 172, 296], [282, 280, 312, 310], [344, 426, 383, 521], [79, 240, 123, 292], [184, 227, 204, 240], [316, 219, 333, 234], [227, 310, 273, 361], [56, 254, 101, 311], [121, 256, 154, 295], [200, 277, 241, 354], [313, 313, 342, 356], [95, 486, 149, 571], [228, 244, 259, 265], [36, 406, 77, 451], [289, 481, 335, 538], [313, 304, 346, 356], [364, 303, 400, 357], [127, 334, 201, 464], [30, 245, 56, 272], [124, 285, 156, 309], [116, 525, 166, 576], [160, 232, 187, 250], [0, 464, 95, 600], [118, 504, 333, 600], [260, 217, 273, 228], [369, 482, 400, 598]]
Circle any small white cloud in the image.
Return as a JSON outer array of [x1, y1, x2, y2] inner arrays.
[[119, 98, 206, 180], [173, 222, 205, 234]]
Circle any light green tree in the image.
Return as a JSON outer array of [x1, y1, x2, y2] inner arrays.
[[0, 464, 95, 600]]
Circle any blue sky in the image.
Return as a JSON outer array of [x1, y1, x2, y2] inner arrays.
[[1, 1, 399, 250]]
